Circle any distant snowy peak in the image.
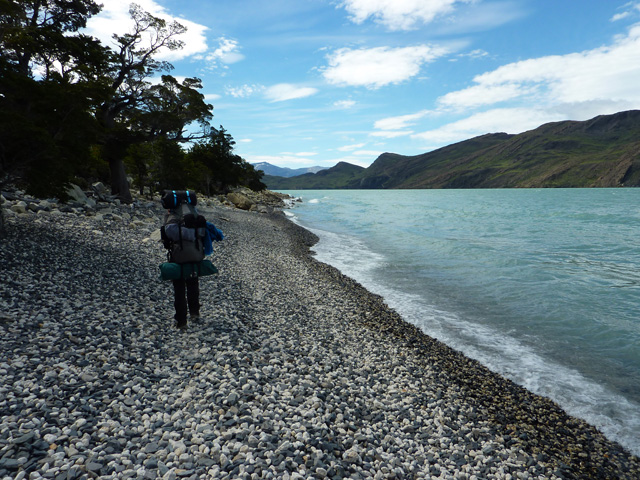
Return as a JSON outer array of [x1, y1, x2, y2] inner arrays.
[[253, 162, 327, 178]]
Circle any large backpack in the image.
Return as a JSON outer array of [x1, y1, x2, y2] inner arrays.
[[161, 189, 197, 209], [161, 202, 207, 264]]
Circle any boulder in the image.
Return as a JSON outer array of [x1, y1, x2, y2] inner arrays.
[[10, 201, 28, 214], [91, 182, 116, 202], [232, 187, 253, 196], [256, 190, 290, 207], [227, 192, 254, 210], [66, 184, 89, 204], [91, 182, 109, 196]]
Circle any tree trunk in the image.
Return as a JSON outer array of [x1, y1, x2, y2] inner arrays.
[[101, 125, 133, 204], [109, 157, 133, 203], [98, 106, 133, 204]]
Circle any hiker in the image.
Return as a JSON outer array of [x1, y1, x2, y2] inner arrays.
[[160, 190, 222, 330]]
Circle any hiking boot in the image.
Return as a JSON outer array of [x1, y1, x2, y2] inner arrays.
[[190, 314, 200, 322], [175, 320, 187, 330]]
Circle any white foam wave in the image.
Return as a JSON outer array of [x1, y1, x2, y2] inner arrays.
[[309, 225, 640, 457], [312, 228, 386, 277], [282, 197, 301, 208]]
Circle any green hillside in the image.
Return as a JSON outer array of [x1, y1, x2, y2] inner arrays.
[[264, 162, 365, 190], [263, 110, 640, 190]]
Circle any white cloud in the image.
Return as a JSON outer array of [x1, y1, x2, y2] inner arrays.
[[204, 93, 221, 101], [203, 37, 245, 67], [612, 12, 631, 22], [244, 155, 320, 167], [439, 82, 536, 109], [458, 49, 490, 59], [323, 45, 449, 89], [406, 22, 640, 150], [264, 84, 319, 102], [370, 130, 414, 138], [338, 143, 366, 152], [337, 0, 471, 31], [353, 150, 383, 156], [85, 0, 208, 61], [334, 100, 357, 109], [374, 110, 431, 130], [435, 1, 528, 35], [226, 84, 264, 98], [412, 108, 566, 144], [611, 2, 640, 22], [238, 138, 253, 143], [370, 110, 432, 139], [436, 24, 640, 113]]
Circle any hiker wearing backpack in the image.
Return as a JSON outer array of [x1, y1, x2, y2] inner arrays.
[[160, 190, 223, 330]]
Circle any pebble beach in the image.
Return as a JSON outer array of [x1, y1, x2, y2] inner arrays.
[[1, 194, 639, 480]]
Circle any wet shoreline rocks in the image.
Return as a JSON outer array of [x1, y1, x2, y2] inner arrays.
[[1, 193, 639, 479]]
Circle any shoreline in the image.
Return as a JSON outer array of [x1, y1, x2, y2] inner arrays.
[[1, 200, 639, 479], [268, 210, 640, 471]]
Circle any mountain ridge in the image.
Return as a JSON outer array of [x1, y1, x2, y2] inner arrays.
[[263, 110, 640, 189], [252, 162, 326, 178]]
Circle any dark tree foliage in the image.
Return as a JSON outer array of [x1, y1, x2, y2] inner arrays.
[[1, 1, 254, 205], [124, 139, 197, 196], [147, 138, 197, 193], [0, 0, 106, 198], [240, 162, 267, 192], [133, 75, 213, 142], [124, 142, 153, 196], [124, 74, 213, 195], [188, 127, 266, 195], [0, 0, 102, 78]]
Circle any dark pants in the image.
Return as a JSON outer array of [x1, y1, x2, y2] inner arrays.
[[172, 276, 199, 324]]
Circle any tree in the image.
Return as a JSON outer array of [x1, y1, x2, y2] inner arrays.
[[124, 142, 153, 196], [0, 0, 102, 78], [96, 4, 191, 203], [122, 73, 213, 195], [0, 0, 106, 198], [147, 138, 198, 192], [188, 127, 266, 194], [133, 75, 213, 142], [240, 162, 267, 192], [0, 1, 216, 204]]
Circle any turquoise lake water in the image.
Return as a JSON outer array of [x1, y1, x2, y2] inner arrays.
[[282, 188, 640, 456]]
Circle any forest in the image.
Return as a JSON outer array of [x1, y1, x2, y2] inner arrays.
[[0, 0, 265, 203]]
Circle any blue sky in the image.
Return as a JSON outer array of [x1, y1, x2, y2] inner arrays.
[[85, 0, 640, 169]]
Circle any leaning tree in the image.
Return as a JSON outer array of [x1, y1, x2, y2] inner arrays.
[[95, 5, 214, 202], [0, 1, 214, 203]]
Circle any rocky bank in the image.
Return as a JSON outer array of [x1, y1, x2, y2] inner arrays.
[[1, 189, 639, 480]]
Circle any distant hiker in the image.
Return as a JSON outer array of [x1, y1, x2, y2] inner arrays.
[[160, 190, 223, 330]]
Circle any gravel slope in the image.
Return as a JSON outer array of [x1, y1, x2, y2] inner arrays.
[[1, 202, 639, 480]]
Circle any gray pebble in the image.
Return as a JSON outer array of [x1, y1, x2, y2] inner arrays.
[[0, 199, 638, 480]]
